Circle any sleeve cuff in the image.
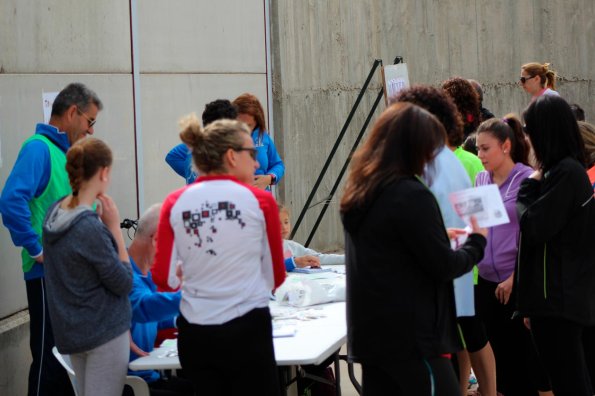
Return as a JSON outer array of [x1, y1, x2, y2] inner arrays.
[[28, 247, 43, 259], [284, 257, 296, 272]]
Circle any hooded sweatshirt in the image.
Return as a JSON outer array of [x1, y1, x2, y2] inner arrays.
[[475, 163, 533, 282], [42, 199, 132, 354]]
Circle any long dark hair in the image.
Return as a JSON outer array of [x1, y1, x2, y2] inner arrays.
[[476, 114, 530, 165], [340, 103, 446, 212], [523, 95, 586, 171]]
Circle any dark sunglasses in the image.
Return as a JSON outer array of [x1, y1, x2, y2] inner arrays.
[[519, 75, 534, 84], [234, 147, 257, 160]]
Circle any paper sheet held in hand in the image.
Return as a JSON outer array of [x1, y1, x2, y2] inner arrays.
[[449, 184, 510, 228]]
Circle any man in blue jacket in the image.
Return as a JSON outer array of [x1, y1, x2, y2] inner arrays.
[[125, 204, 193, 396], [0, 82, 102, 396], [165, 99, 238, 184]]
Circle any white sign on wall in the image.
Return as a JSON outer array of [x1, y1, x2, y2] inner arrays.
[[42, 91, 59, 124], [381, 63, 411, 106]]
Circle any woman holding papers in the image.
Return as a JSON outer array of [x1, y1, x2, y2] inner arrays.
[[474, 116, 552, 396], [517, 95, 595, 396], [341, 103, 487, 395], [152, 115, 286, 396]]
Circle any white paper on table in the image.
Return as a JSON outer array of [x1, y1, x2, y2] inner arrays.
[[42, 91, 59, 124], [273, 321, 297, 338], [448, 184, 510, 228]]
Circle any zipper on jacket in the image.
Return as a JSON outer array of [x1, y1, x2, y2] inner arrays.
[[511, 232, 523, 319], [516, 232, 523, 285], [543, 243, 547, 299]]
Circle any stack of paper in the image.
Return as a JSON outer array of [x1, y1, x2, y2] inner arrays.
[[272, 321, 297, 338]]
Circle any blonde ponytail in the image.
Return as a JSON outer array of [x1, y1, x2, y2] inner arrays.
[[178, 114, 248, 174]]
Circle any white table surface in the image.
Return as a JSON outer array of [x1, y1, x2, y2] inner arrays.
[[129, 301, 346, 371]]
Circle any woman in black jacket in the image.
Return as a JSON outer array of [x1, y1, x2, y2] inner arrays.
[[340, 103, 487, 395], [517, 95, 595, 396]]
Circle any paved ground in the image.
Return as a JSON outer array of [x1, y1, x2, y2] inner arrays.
[[332, 347, 480, 396]]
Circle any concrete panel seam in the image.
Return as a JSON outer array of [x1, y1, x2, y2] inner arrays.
[[139, 71, 267, 75]]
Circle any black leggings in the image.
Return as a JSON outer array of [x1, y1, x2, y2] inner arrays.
[[361, 356, 459, 396], [584, 326, 595, 390], [178, 307, 280, 396], [475, 277, 550, 395], [26, 278, 75, 396], [531, 317, 593, 396]]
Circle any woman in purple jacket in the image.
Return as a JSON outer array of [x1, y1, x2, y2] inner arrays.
[[474, 115, 551, 396]]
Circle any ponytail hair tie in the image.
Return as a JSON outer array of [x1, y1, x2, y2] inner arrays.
[[72, 190, 79, 196]]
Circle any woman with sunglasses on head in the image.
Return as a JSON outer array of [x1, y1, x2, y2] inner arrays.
[[152, 115, 286, 396], [341, 102, 487, 395], [519, 62, 560, 100], [517, 95, 595, 396], [42, 138, 133, 396], [233, 93, 285, 190], [474, 116, 553, 396]]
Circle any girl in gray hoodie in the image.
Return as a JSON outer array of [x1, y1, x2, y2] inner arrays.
[[42, 137, 132, 396]]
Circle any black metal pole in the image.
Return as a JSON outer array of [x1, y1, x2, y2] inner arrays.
[[289, 59, 383, 239], [303, 56, 403, 246], [304, 87, 384, 247]]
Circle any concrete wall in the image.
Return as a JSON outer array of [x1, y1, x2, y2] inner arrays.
[[137, 0, 270, 207], [270, 0, 595, 250], [0, 1, 269, 394]]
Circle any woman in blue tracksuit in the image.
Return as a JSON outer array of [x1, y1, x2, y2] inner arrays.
[[233, 93, 285, 190]]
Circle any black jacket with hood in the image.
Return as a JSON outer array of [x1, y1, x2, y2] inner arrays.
[[515, 157, 595, 326], [341, 176, 486, 364]]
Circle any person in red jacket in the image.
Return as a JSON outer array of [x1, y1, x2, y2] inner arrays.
[[152, 114, 285, 396]]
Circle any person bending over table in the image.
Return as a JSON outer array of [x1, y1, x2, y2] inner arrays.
[[165, 99, 238, 184], [152, 116, 286, 396], [341, 103, 487, 395]]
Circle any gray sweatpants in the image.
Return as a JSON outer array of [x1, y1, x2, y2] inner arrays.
[[70, 331, 129, 396]]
